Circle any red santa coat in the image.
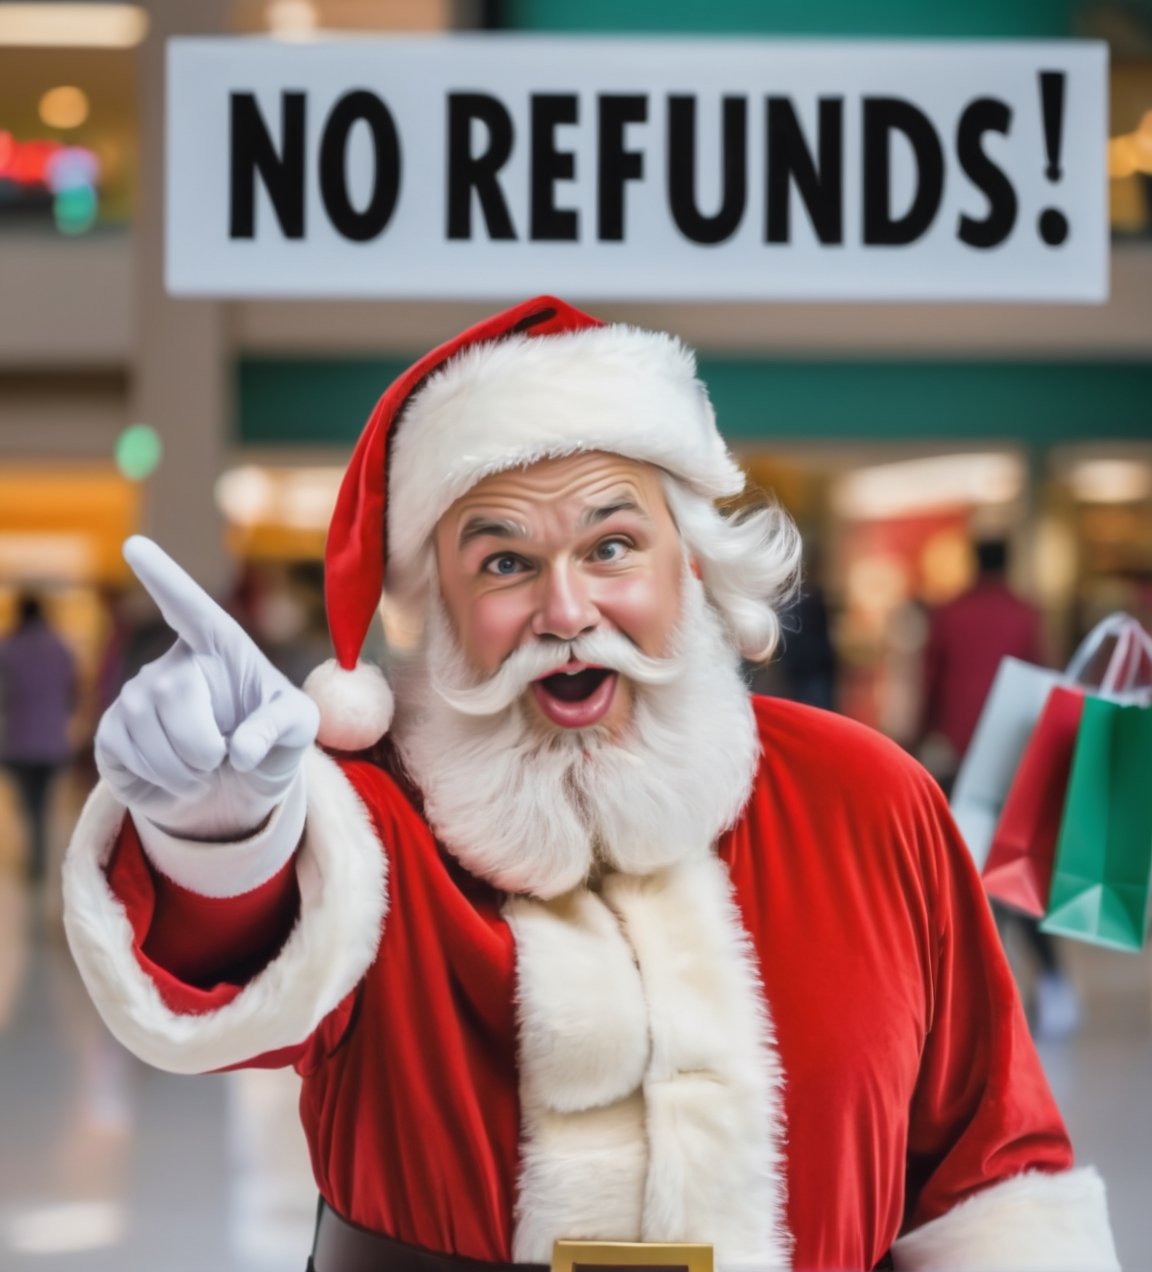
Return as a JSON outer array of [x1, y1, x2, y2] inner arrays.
[[62, 698, 1116, 1271]]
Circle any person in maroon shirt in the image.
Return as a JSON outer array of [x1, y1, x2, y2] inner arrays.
[[920, 539, 1043, 775]]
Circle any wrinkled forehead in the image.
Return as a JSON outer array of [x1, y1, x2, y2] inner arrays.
[[439, 451, 671, 533]]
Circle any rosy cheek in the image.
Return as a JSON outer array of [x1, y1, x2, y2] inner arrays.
[[604, 572, 680, 655], [467, 592, 527, 672]]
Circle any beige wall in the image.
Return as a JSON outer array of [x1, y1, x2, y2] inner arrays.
[[232, 247, 1152, 356], [0, 374, 129, 458], [5, 234, 1145, 368], [0, 236, 132, 370]]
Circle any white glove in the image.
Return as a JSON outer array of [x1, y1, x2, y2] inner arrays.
[[95, 537, 319, 868]]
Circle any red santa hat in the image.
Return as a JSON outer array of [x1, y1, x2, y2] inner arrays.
[[304, 295, 746, 752]]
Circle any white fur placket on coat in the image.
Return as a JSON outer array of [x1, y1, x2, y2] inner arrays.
[[503, 856, 793, 1271]]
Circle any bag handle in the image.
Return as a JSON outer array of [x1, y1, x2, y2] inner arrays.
[[1115, 621, 1152, 693], [1065, 612, 1135, 683], [1100, 623, 1137, 696], [1070, 613, 1152, 696]]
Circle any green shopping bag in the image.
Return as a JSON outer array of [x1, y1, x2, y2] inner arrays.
[[1040, 696, 1152, 951]]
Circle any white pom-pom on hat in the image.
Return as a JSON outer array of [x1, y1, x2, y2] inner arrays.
[[304, 659, 394, 753]]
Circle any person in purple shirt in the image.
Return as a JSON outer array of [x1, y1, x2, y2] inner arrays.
[[0, 593, 76, 883]]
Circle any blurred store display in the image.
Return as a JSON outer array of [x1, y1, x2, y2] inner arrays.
[[0, 5, 143, 234], [1108, 67, 1152, 238], [741, 444, 1152, 746]]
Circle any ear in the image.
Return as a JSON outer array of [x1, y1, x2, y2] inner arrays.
[[689, 557, 702, 580]]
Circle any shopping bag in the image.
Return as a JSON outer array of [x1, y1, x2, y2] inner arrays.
[[981, 686, 1085, 916], [1040, 696, 1152, 952], [950, 612, 1142, 871], [949, 660, 1063, 871]]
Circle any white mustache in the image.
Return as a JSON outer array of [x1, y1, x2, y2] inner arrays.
[[431, 627, 683, 718]]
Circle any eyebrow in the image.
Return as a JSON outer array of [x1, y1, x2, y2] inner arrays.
[[458, 494, 648, 547], [457, 516, 528, 548], [578, 496, 648, 529]]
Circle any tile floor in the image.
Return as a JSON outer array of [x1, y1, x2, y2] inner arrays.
[[0, 773, 1149, 1270]]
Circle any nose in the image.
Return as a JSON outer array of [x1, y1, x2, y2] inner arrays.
[[531, 563, 600, 642]]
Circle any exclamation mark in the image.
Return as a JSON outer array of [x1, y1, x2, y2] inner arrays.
[[1038, 70, 1069, 246]]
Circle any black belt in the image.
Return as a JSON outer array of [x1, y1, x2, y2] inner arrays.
[[309, 1198, 547, 1272]]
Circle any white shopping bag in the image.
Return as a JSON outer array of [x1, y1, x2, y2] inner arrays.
[[950, 613, 1145, 870]]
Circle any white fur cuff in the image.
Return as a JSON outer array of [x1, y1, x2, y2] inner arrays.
[[892, 1167, 1119, 1270], [136, 769, 306, 899], [63, 748, 387, 1074]]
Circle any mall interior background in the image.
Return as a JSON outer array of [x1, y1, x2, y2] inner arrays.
[[0, 1, 1150, 1268]]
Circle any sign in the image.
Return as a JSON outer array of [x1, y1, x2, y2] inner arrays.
[[166, 36, 1108, 301]]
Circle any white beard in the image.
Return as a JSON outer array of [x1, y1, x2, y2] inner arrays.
[[390, 573, 761, 899]]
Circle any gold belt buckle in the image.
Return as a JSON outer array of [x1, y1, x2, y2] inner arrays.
[[551, 1241, 714, 1272]]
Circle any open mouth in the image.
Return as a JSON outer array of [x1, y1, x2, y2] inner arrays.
[[530, 664, 618, 728], [538, 667, 611, 702]]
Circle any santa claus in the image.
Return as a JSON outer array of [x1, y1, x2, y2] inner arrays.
[[63, 297, 1118, 1271]]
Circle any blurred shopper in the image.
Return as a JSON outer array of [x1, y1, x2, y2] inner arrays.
[[920, 539, 1043, 780], [0, 593, 76, 884], [254, 562, 333, 687], [919, 538, 1079, 1041], [76, 585, 172, 787], [775, 580, 838, 710], [92, 586, 132, 719]]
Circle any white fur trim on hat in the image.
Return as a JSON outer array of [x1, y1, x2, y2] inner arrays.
[[891, 1166, 1119, 1270], [62, 747, 387, 1074], [304, 658, 394, 751], [387, 325, 745, 577]]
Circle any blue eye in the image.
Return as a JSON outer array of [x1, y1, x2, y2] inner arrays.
[[484, 553, 525, 577], [594, 539, 629, 562]]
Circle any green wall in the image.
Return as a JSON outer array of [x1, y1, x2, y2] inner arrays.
[[498, 0, 1082, 37], [238, 356, 1152, 448]]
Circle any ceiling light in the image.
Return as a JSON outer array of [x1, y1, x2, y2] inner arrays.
[[215, 466, 275, 528], [1108, 112, 1152, 180], [280, 467, 342, 530], [265, 0, 318, 37], [1069, 459, 1152, 504], [0, 5, 147, 48], [833, 453, 1024, 521], [4, 1201, 124, 1254], [39, 86, 90, 130], [0, 534, 94, 582], [215, 466, 343, 530]]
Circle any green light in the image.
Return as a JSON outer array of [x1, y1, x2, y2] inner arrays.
[[54, 184, 98, 236], [115, 424, 163, 481]]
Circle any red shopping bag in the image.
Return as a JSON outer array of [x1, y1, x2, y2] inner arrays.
[[981, 686, 1086, 916]]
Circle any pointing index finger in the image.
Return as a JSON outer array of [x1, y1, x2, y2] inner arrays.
[[123, 536, 237, 655]]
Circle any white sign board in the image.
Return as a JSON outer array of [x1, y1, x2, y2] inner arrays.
[[166, 35, 1108, 301]]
